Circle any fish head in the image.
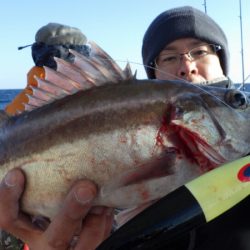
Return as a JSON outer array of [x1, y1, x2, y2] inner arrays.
[[114, 84, 250, 227], [168, 85, 250, 170]]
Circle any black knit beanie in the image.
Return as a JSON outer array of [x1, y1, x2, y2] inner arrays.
[[142, 6, 229, 79]]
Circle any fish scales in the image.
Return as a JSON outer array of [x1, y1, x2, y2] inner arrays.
[[0, 80, 190, 218]]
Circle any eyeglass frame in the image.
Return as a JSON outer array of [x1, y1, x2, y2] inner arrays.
[[154, 44, 222, 69]]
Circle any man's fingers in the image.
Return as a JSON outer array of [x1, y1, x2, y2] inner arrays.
[[0, 172, 114, 250], [76, 208, 114, 250], [0, 169, 24, 227], [103, 209, 114, 240], [44, 180, 97, 249], [0, 169, 42, 241]]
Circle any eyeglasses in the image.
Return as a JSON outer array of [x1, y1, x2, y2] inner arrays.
[[155, 44, 222, 69]]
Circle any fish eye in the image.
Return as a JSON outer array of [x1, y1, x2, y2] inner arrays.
[[225, 90, 248, 109]]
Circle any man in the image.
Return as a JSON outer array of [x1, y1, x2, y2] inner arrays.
[[140, 6, 249, 250], [5, 22, 90, 116], [142, 6, 233, 88], [0, 6, 248, 250]]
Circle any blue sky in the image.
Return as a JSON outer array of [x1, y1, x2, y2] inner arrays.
[[0, 0, 249, 89]]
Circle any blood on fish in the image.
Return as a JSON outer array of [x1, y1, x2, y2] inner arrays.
[[155, 116, 168, 148], [138, 186, 150, 201], [119, 135, 127, 143], [177, 125, 218, 172]]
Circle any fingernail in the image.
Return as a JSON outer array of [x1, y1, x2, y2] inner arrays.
[[4, 171, 17, 187], [74, 186, 95, 205]]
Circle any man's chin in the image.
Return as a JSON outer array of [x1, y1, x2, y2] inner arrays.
[[183, 76, 207, 84]]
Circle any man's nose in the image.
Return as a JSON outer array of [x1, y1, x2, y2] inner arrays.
[[177, 55, 198, 77]]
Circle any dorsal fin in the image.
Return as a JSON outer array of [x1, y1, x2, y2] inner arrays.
[[123, 63, 134, 80], [53, 57, 96, 87], [88, 41, 127, 80], [21, 40, 134, 113], [69, 49, 115, 83]]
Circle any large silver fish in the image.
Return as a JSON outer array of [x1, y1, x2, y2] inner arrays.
[[0, 41, 249, 221]]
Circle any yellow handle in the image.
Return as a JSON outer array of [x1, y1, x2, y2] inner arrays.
[[186, 156, 250, 222]]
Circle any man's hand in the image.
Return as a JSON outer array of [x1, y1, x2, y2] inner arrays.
[[0, 168, 114, 250]]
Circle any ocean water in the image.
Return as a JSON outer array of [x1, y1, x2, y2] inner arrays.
[[0, 89, 21, 110]]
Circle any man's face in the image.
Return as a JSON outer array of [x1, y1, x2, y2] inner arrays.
[[154, 38, 224, 83]]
